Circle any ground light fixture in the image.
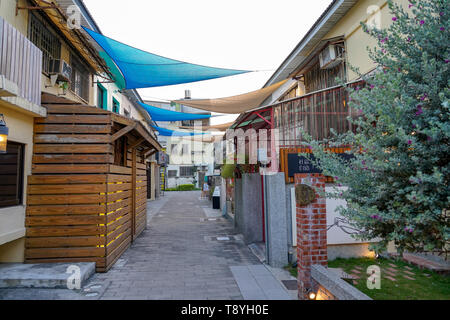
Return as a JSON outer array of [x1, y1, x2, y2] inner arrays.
[[0, 114, 9, 153], [308, 289, 317, 300]]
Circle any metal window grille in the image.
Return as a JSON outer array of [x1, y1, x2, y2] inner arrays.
[[179, 166, 195, 177], [70, 54, 90, 101], [168, 170, 177, 178], [28, 14, 61, 73]]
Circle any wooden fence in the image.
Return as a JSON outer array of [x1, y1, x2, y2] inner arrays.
[[0, 16, 42, 105], [25, 99, 159, 272]]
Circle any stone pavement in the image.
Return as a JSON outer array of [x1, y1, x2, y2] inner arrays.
[[0, 191, 293, 300]]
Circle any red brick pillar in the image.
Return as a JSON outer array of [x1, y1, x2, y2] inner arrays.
[[295, 173, 327, 299]]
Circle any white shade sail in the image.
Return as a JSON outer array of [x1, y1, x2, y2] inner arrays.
[[173, 80, 288, 114]]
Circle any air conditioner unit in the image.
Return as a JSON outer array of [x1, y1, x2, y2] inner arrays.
[[319, 45, 343, 69], [48, 59, 72, 82]]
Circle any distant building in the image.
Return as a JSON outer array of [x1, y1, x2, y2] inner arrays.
[[144, 96, 215, 189]]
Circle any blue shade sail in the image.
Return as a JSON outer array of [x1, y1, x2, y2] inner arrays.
[[82, 27, 251, 89], [151, 125, 206, 137], [138, 102, 211, 122]]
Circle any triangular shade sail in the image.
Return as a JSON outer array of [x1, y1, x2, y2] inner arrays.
[[82, 27, 250, 89], [151, 125, 207, 137], [173, 80, 288, 114], [139, 102, 210, 122]]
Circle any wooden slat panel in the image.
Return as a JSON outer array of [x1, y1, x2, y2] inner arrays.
[[28, 174, 108, 185], [46, 105, 111, 114], [27, 204, 106, 216], [27, 194, 107, 205], [33, 154, 114, 164], [25, 100, 159, 271], [34, 134, 110, 144], [106, 206, 130, 224], [107, 174, 132, 183], [26, 215, 106, 227], [105, 235, 131, 268], [109, 165, 131, 175], [106, 199, 131, 213], [35, 115, 111, 124], [34, 124, 111, 134], [106, 213, 131, 233], [28, 184, 106, 195], [26, 236, 105, 248], [32, 164, 109, 174], [33, 144, 113, 154], [106, 220, 131, 244], [26, 225, 106, 237], [107, 183, 132, 192], [107, 191, 132, 203], [106, 228, 132, 255]]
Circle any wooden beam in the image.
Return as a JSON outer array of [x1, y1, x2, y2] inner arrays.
[[128, 138, 145, 150], [143, 149, 157, 159], [111, 124, 136, 142], [131, 148, 137, 242]]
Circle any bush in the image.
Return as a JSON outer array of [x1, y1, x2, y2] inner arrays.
[[165, 184, 199, 191], [177, 184, 196, 191]]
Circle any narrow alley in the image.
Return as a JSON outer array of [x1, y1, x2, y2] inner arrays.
[[0, 192, 294, 300]]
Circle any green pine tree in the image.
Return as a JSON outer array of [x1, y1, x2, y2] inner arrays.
[[304, 0, 449, 255]]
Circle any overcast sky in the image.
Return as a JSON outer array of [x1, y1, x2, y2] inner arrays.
[[83, 0, 333, 123]]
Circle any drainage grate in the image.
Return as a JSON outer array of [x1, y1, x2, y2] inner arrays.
[[281, 280, 297, 290], [203, 235, 241, 242], [281, 280, 298, 290]]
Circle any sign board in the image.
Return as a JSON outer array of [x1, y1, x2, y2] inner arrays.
[[287, 153, 354, 177], [212, 187, 220, 197], [287, 154, 321, 176]]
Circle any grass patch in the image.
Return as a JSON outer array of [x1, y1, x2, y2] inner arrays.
[[284, 264, 298, 278], [285, 257, 450, 300], [329, 257, 450, 300]]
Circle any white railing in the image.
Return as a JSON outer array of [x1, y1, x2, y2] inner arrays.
[[0, 17, 42, 106]]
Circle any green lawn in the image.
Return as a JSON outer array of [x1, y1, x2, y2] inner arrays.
[[285, 257, 450, 300]]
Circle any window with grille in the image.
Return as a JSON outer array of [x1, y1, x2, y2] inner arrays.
[[28, 13, 61, 73], [180, 166, 195, 177], [70, 54, 90, 101], [0, 142, 24, 208], [97, 84, 106, 109], [168, 170, 177, 178], [113, 98, 120, 114]]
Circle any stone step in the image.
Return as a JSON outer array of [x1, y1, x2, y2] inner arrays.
[[402, 253, 450, 274], [0, 263, 95, 289]]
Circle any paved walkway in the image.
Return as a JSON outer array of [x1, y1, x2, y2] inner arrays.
[[0, 191, 292, 300]]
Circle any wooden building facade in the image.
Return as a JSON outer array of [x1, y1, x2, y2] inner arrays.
[[24, 95, 160, 272]]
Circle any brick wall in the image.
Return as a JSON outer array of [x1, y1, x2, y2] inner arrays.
[[295, 173, 328, 299]]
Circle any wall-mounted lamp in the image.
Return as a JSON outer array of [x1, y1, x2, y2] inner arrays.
[[0, 114, 9, 154], [307, 289, 317, 300]]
